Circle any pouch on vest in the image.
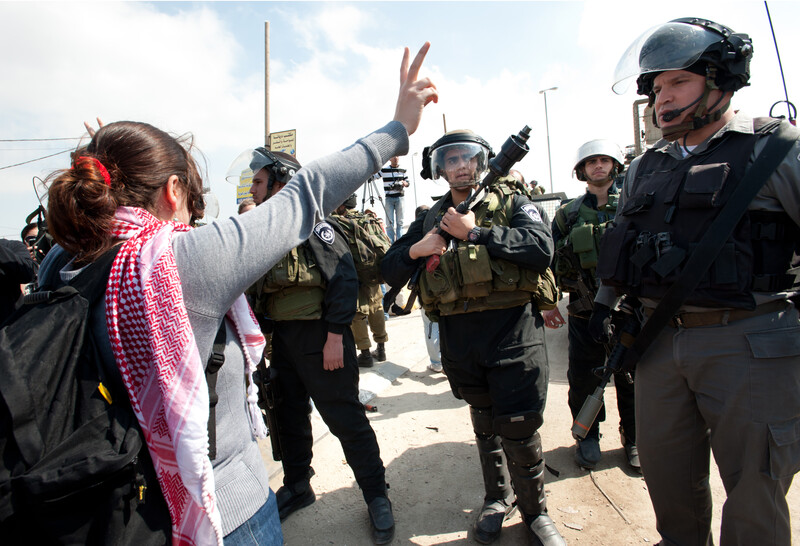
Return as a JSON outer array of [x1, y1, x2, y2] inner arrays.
[[419, 251, 459, 306], [267, 285, 325, 321], [596, 222, 639, 287], [681, 163, 731, 209], [571, 223, 599, 269], [266, 250, 298, 288], [457, 243, 493, 299], [490, 259, 522, 292]]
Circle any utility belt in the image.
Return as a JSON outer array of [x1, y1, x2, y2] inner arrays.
[[644, 299, 787, 328]]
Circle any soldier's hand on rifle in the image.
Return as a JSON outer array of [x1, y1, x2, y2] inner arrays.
[[543, 307, 566, 329], [322, 332, 345, 371], [440, 207, 476, 240], [588, 303, 613, 343], [409, 228, 447, 259]]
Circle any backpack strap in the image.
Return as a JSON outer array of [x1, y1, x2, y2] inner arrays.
[[205, 323, 226, 460], [68, 246, 123, 303], [627, 120, 797, 364]]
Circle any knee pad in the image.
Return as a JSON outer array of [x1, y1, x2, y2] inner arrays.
[[501, 431, 543, 469], [469, 405, 494, 437], [494, 410, 543, 441]]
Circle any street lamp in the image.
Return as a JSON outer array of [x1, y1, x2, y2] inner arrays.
[[410, 152, 419, 211], [539, 86, 558, 193]]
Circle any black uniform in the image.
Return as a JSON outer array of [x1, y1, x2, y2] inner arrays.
[[267, 220, 387, 502], [381, 189, 556, 525], [0, 239, 36, 324]]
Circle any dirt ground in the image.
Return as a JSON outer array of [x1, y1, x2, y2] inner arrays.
[[261, 302, 799, 545]]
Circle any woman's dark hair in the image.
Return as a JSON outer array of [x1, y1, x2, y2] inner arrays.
[[46, 121, 204, 264]]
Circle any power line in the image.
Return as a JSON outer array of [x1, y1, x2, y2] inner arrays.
[[0, 148, 73, 171], [0, 136, 84, 142]]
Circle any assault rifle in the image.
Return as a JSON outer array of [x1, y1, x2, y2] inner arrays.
[[383, 125, 532, 314], [570, 297, 642, 439], [253, 358, 283, 461]]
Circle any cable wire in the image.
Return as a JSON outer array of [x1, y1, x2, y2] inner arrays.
[[0, 136, 84, 142], [765, 1, 793, 120], [0, 148, 73, 171]]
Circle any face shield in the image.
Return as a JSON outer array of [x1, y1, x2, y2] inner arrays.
[[429, 142, 490, 189], [225, 148, 298, 185], [612, 22, 724, 95]]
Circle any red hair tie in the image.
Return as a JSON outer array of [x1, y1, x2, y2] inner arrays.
[[75, 156, 111, 186]]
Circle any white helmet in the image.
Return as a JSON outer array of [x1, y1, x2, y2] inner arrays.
[[572, 140, 624, 181]]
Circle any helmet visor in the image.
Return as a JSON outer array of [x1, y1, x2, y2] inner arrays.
[[613, 22, 721, 94], [224, 148, 298, 184], [429, 142, 489, 188]]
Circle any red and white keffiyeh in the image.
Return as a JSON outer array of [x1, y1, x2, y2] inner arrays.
[[105, 206, 267, 545]]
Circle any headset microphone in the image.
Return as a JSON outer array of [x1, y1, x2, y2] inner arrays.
[[660, 93, 704, 122]]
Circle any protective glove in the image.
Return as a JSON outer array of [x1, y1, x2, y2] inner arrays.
[[588, 303, 613, 343]]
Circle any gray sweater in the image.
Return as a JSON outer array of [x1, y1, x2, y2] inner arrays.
[[51, 121, 408, 535]]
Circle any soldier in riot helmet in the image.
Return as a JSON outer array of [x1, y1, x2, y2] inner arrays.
[[382, 130, 565, 546], [246, 148, 395, 544], [332, 193, 391, 368], [544, 139, 639, 472], [592, 18, 800, 544]]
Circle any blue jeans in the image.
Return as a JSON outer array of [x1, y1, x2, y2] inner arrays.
[[384, 196, 404, 242], [421, 309, 440, 364], [223, 489, 283, 546]]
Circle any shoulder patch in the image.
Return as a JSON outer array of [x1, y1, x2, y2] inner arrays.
[[521, 203, 543, 223], [313, 221, 335, 245]]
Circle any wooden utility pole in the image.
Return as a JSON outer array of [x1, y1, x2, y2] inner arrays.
[[265, 21, 270, 148]]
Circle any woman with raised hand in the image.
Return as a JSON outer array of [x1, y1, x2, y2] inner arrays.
[[43, 43, 437, 545]]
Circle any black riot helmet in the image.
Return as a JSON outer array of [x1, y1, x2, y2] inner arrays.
[[420, 130, 494, 189], [343, 193, 358, 209], [250, 148, 301, 187], [614, 18, 753, 99], [613, 18, 752, 141]]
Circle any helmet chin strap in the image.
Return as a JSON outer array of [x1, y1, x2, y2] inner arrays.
[[659, 77, 730, 142], [448, 180, 479, 189]]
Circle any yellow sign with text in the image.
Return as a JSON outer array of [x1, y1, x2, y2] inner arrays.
[[269, 130, 297, 156]]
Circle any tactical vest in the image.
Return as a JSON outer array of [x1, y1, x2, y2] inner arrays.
[[418, 180, 550, 316], [596, 118, 800, 309], [553, 192, 618, 288], [250, 243, 327, 321], [331, 210, 391, 285]]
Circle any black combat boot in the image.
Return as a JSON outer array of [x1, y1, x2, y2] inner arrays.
[[372, 342, 386, 362], [358, 349, 374, 368], [275, 468, 316, 521], [367, 495, 395, 544], [471, 407, 516, 544], [621, 425, 641, 473], [503, 433, 566, 546]]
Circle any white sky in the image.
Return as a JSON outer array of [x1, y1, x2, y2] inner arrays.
[[1, 1, 798, 238]]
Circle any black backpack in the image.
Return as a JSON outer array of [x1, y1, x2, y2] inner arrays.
[[0, 248, 172, 544]]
